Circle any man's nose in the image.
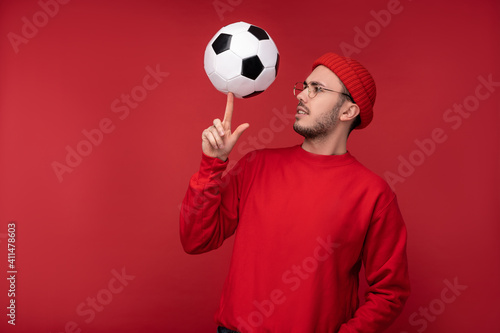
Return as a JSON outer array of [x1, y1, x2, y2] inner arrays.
[[296, 88, 309, 102]]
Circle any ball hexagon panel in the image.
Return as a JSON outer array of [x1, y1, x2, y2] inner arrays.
[[208, 72, 228, 92], [215, 51, 243, 80], [230, 31, 260, 59], [204, 47, 216, 75], [219, 21, 250, 36], [227, 76, 256, 98], [257, 40, 279, 68], [242, 55, 264, 80], [254, 67, 276, 91]]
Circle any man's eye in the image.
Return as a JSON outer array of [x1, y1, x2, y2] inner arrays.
[[312, 85, 322, 93]]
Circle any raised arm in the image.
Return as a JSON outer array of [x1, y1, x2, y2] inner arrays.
[[180, 93, 249, 254], [201, 92, 249, 161]]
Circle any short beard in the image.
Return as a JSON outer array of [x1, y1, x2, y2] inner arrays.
[[293, 99, 344, 139]]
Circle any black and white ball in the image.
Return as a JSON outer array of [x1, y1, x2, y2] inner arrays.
[[204, 21, 280, 99]]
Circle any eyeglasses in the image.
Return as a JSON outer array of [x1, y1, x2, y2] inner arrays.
[[293, 81, 355, 103]]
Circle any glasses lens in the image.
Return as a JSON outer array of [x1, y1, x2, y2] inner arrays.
[[294, 82, 304, 96], [308, 83, 319, 98]]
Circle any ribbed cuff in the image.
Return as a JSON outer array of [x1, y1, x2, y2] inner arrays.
[[197, 152, 229, 183]]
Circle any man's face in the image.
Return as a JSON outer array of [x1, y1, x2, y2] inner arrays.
[[293, 65, 347, 139]]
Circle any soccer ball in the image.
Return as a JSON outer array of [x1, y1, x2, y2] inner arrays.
[[204, 21, 280, 99]]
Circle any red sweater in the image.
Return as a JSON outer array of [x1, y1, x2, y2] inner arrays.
[[180, 145, 409, 333]]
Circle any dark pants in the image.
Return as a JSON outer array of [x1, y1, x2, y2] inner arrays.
[[217, 326, 239, 333]]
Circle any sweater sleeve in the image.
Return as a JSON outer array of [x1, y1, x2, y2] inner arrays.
[[339, 195, 410, 333], [179, 152, 243, 254]]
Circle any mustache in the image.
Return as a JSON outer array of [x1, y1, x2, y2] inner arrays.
[[297, 101, 310, 114]]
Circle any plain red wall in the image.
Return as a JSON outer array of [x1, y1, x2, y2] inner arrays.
[[1, 0, 499, 332]]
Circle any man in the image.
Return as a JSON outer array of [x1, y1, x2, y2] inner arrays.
[[180, 52, 410, 333]]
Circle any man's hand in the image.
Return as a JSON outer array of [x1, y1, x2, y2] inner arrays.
[[202, 93, 249, 161]]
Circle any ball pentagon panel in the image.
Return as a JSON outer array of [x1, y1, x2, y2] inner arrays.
[[241, 55, 264, 80], [248, 25, 269, 41]]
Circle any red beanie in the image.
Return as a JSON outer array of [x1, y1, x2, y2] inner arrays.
[[312, 53, 376, 129]]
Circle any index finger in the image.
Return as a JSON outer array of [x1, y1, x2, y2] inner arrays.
[[222, 92, 234, 127]]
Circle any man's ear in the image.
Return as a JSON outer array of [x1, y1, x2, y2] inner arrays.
[[339, 103, 360, 122]]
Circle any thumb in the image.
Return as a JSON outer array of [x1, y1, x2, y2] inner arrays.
[[232, 123, 250, 142]]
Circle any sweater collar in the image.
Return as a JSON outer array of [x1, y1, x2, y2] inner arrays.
[[293, 144, 356, 167]]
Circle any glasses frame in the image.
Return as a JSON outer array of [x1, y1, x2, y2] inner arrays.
[[294, 81, 355, 103]]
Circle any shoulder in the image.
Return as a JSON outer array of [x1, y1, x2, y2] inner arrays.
[[349, 155, 395, 198], [346, 157, 401, 219]]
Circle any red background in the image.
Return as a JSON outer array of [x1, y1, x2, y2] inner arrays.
[[1, 0, 499, 332]]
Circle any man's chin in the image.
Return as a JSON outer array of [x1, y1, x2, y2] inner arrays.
[[293, 122, 309, 137], [293, 121, 331, 139]]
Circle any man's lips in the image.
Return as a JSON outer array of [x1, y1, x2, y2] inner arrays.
[[296, 106, 309, 115]]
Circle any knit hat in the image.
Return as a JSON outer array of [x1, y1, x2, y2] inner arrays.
[[312, 53, 376, 129]]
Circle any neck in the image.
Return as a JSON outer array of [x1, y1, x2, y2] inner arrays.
[[301, 128, 348, 156]]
